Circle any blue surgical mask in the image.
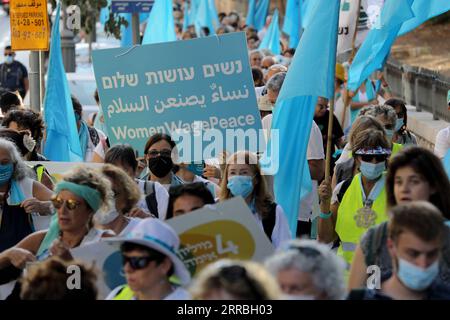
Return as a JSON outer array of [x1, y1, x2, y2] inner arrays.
[[385, 129, 394, 141], [359, 160, 385, 180], [0, 163, 14, 185], [5, 55, 13, 64], [187, 162, 205, 177], [227, 175, 254, 198], [397, 258, 439, 291], [395, 118, 404, 132]]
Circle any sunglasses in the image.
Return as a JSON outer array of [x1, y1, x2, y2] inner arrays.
[[147, 149, 172, 158], [51, 196, 83, 211], [4, 53, 13, 57], [122, 255, 156, 270], [359, 154, 388, 163]]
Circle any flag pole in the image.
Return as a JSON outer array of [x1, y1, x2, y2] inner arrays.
[[341, 0, 361, 128], [325, 1, 342, 180]]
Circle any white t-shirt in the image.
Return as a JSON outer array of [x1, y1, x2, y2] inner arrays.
[[105, 285, 191, 300], [298, 121, 325, 222], [136, 180, 169, 220], [435, 126, 450, 159], [253, 204, 292, 248], [255, 86, 265, 99], [193, 175, 221, 198], [334, 94, 351, 133]]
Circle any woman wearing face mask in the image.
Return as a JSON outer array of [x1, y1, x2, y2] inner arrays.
[[95, 164, 143, 236], [219, 151, 291, 248], [348, 146, 450, 289], [0, 138, 53, 252], [265, 239, 347, 300], [384, 98, 417, 146], [318, 129, 391, 267], [142, 133, 184, 191]]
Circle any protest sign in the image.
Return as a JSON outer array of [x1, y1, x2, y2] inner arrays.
[[10, 0, 49, 51], [93, 32, 264, 161], [27, 161, 103, 182], [70, 241, 125, 300], [166, 197, 274, 277]]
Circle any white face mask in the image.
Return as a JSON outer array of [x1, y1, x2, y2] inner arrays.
[[94, 204, 119, 225]]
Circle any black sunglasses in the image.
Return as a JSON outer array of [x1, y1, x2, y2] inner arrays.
[[359, 154, 388, 163], [122, 255, 156, 270], [4, 53, 13, 57]]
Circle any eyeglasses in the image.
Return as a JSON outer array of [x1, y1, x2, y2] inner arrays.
[[360, 154, 388, 163], [122, 255, 156, 270], [51, 196, 83, 211], [146, 149, 172, 158]]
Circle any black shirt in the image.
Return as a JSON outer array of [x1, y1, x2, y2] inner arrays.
[[314, 110, 344, 156], [0, 61, 28, 98]]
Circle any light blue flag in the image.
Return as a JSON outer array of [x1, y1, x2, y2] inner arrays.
[[189, 0, 200, 26], [247, 0, 270, 31], [100, 0, 111, 25], [43, 3, 82, 162], [120, 13, 133, 47], [347, 0, 414, 92], [258, 9, 281, 55], [261, 0, 340, 237], [142, 0, 176, 44], [209, 0, 220, 29], [398, 0, 450, 36], [282, 0, 302, 48], [195, 0, 218, 36], [444, 149, 450, 179]]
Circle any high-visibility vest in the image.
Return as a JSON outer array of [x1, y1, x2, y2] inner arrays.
[[335, 173, 389, 266], [113, 285, 135, 300], [392, 143, 403, 157]]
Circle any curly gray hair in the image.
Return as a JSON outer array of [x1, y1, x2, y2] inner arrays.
[[360, 104, 397, 127], [0, 138, 32, 181], [264, 239, 347, 300], [266, 72, 287, 94]]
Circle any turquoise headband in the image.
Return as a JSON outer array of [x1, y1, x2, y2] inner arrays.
[[55, 181, 102, 212]]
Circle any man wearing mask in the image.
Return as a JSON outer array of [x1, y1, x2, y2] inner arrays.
[[0, 46, 29, 99], [348, 202, 450, 300]]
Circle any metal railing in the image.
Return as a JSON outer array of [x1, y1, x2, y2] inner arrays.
[[384, 58, 450, 122]]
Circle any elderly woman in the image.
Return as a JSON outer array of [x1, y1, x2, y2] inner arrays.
[[0, 138, 53, 252], [190, 259, 280, 300], [265, 239, 347, 300], [106, 219, 191, 300], [95, 164, 142, 236]]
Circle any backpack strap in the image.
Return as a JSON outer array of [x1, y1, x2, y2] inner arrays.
[[144, 182, 159, 218], [365, 222, 388, 267], [262, 202, 277, 242], [337, 178, 353, 203]]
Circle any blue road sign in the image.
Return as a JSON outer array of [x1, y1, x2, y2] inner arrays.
[[112, 0, 154, 14]]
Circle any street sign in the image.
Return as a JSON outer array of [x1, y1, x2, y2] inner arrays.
[[9, 0, 50, 51], [111, 0, 154, 14]]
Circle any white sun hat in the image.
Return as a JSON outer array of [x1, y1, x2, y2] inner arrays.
[[107, 218, 191, 285]]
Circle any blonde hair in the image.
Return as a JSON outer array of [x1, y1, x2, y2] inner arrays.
[[190, 259, 281, 300], [220, 151, 273, 219], [62, 165, 113, 213], [100, 164, 141, 213]]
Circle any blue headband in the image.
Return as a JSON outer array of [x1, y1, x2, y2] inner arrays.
[[55, 181, 102, 212]]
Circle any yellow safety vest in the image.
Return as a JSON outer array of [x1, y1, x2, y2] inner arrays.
[[335, 173, 389, 266], [391, 143, 403, 157], [113, 285, 135, 300]]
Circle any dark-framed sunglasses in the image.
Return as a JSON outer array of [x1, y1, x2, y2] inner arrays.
[[51, 195, 82, 211], [122, 255, 156, 270], [147, 149, 172, 158], [360, 154, 388, 163], [4, 53, 13, 57]]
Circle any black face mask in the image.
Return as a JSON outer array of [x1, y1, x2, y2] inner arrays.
[[148, 156, 173, 178]]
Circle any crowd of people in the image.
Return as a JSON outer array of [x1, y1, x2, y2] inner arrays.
[[0, 6, 449, 301]]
